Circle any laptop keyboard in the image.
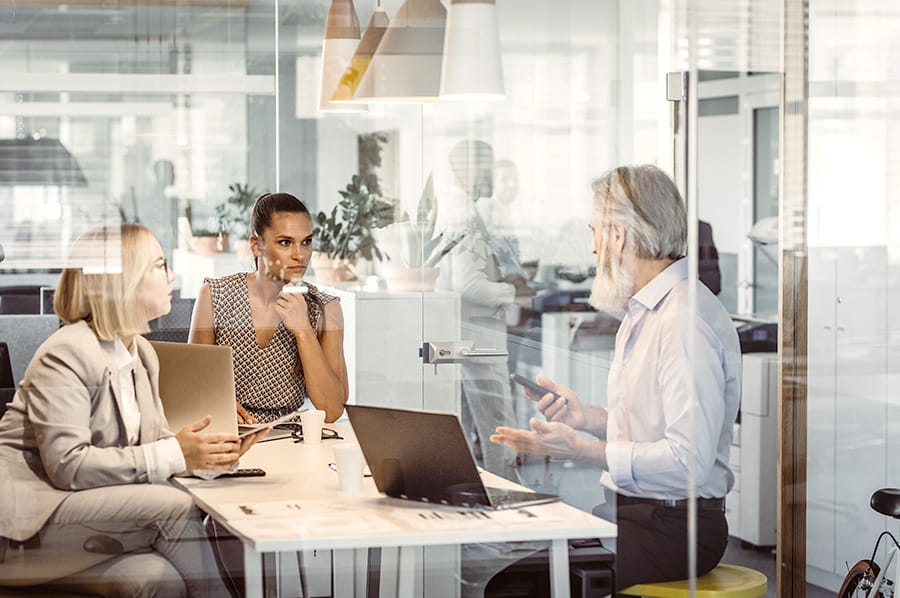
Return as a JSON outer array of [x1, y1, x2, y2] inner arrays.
[[485, 487, 561, 509]]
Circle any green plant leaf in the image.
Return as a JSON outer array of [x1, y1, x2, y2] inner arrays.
[[423, 233, 466, 268]]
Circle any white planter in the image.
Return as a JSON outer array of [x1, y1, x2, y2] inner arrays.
[[382, 266, 440, 292], [310, 252, 358, 284]]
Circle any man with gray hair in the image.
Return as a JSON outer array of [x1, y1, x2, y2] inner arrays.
[[491, 164, 741, 589]]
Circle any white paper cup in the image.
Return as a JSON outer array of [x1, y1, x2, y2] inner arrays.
[[299, 409, 326, 444], [332, 443, 365, 492]]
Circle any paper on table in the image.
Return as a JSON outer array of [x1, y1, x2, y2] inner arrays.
[[218, 500, 399, 536], [390, 506, 564, 529], [219, 499, 403, 536], [219, 500, 307, 519]]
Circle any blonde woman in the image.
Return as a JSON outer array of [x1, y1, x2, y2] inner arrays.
[[0, 224, 264, 597]]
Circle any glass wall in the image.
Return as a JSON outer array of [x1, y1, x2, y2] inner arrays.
[[806, 0, 900, 594], [8, 0, 875, 595]]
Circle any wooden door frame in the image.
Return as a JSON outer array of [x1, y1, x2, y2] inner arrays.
[[777, 0, 809, 596]]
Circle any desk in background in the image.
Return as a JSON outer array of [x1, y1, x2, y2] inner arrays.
[[177, 422, 616, 598]]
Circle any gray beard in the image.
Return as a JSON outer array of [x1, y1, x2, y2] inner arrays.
[[589, 248, 634, 312]]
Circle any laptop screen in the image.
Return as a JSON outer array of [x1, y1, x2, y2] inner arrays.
[[346, 405, 492, 507]]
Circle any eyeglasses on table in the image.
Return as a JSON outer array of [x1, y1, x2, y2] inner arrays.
[[271, 422, 343, 442]]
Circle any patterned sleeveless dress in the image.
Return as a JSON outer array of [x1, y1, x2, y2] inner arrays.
[[206, 273, 338, 423]]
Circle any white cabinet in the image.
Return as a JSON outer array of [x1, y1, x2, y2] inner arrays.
[[172, 249, 250, 298], [806, 247, 838, 579], [319, 285, 461, 414], [806, 246, 892, 592], [540, 312, 616, 409], [728, 353, 777, 547]]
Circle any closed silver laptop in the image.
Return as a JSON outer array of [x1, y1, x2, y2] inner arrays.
[[150, 341, 238, 436]]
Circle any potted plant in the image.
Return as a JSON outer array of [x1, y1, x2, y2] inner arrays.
[[215, 182, 260, 259], [312, 174, 394, 283], [189, 227, 228, 254], [188, 208, 229, 254], [377, 174, 465, 292]]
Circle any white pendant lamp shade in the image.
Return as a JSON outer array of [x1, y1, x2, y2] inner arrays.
[[440, 0, 505, 101], [354, 0, 447, 103], [319, 0, 366, 112], [330, 6, 390, 104]]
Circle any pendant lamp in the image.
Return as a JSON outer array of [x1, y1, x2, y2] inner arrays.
[[330, 4, 390, 104], [353, 0, 447, 103], [319, 0, 367, 112], [440, 0, 505, 101]]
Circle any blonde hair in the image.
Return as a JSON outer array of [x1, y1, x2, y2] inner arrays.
[[54, 223, 158, 341]]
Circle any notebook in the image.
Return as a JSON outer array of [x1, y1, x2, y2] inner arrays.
[[346, 404, 561, 510], [150, 341, 239, 436]]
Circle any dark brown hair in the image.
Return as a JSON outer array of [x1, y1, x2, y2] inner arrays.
[[250, 192, 310, 238]]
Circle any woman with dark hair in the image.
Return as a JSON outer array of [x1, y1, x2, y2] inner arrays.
[[189, 193, 348, 424]]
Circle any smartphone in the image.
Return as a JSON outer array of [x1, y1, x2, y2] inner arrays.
[[509, 373, 561, 400], [238, 409, 302, 438], [219, 468, 266, 478]]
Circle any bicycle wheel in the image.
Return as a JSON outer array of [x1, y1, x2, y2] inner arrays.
[[838, 560, 884, 598]]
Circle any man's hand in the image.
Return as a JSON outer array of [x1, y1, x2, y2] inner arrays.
[[175, 416, 241, 471], [517, 375, 587, 431], [236, 401, 257, 425], [491, 418, 579, 460], [503, 274, 535, 298]]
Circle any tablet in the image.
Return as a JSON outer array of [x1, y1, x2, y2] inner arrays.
[[238, 408, 303, 438]]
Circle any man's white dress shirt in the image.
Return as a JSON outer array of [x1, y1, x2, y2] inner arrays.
[[601, 258, 741, 500]]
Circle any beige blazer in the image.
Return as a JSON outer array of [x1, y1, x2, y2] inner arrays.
[[0, 321, 174, 541]]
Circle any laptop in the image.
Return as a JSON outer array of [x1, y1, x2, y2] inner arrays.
[[346, 404, 561, 510], [150, 341, 239, 435]]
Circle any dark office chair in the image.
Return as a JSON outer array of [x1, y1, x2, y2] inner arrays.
[[0, 342, 14, 418], [144, 291, 195, 343], [0, 286, 54, 315]]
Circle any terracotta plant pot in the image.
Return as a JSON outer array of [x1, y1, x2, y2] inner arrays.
[[382, 265, 440, 292], [310, 252, 358, 284], [232, 239, 253, 261], [192, 233, 229, 255]]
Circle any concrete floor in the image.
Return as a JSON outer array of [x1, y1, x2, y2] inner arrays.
[[722, 537, 835, 598]]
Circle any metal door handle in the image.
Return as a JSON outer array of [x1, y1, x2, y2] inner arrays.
[[419, 341, 508, 365]]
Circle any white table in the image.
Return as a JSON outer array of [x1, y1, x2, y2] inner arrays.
[[176, 423, 616, 598]]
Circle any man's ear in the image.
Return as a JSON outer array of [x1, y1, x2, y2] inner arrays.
[[611, 225, 627, 255]]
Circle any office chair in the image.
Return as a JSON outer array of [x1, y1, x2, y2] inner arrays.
[[0, 342, 14, 418], [144, 291, 195, 343], [0, 286, 54, 315]]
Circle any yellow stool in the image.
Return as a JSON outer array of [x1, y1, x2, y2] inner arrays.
[[619, 564, 767, 598]]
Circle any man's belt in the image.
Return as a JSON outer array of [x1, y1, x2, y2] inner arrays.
[[616, 494, 726, 511]]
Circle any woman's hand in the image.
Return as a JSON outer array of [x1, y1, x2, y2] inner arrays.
[[175, 416, 241, 471], [238, 428, 268, 456], [236, 401, 257, 425], [275, 292, 313, 336]]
